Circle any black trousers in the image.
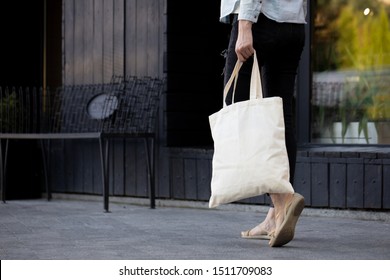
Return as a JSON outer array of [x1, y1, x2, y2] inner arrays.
[[224, 13, 305, 185]]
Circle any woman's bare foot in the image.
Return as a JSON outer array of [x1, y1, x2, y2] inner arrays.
[[269, 193, 305, 247], [241, 208, 276, 239], [272, 193, 294, 231]]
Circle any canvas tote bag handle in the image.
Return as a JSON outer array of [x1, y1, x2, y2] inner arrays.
[[223, 51, 264, 107]]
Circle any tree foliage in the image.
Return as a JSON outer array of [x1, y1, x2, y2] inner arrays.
[[314, 0, 390, 71]]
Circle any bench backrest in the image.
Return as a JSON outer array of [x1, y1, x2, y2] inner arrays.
[[0, 76, 165, 136]]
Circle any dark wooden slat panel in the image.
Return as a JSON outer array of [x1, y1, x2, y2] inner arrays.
[[93, 0, 104, 84], [159, 0, 167, 76], [82, 140, 94, 194], [74, 0, 85, 84], [147, 0, 160, 77], [103, 0, 114, 83], [63, 141, 76, 192], [91, 141, 102, 194], [329, 162, 346, 208], [49, 140, 66, 192], [383, 159, 390, 209], [364, 159, 382, 209], [64, 0, 74, 85], [171, 158, 185, 199], [71, 142, 82, 192], [293, 159, 311, 206], [113, 0, 124, 77], [346, 159, 364, 208], [84, 0, 94, 84], [125, 0, 137, 76], [311, 160, 329, 207], [124, 140, 137, 196], [135, 140, 148, 197], [136, 0, 148, 75], [156, 149, 170, 198], [74, 142, 85, 193], [184, 159, 197, 200], [112, 139, 125, 196], [196, 158, 212, 201], [108, 139, 115, 195]]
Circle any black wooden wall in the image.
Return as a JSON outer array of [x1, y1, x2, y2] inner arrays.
[[162, 147, 390, 210], [47, 142, 390, 210], [62, 0, 165, 84], [294, 147, 390, 210], [48, 0, 166, 201], [48, 139, 150, 198]]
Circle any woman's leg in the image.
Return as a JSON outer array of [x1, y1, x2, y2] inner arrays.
[[252, 17, 305, 247], [225, 21, 276, 238], [224, 15, 305, 244]]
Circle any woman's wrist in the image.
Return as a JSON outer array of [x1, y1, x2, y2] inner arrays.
[[238, 20, 253, 31]]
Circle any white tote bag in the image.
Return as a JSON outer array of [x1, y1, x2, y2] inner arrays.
[[208, 52, 294, 208]]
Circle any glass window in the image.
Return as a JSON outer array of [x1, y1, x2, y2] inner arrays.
[[311, 0, 390, 144]]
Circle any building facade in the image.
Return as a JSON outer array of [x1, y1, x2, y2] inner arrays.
[[3, 0, 390, 210]]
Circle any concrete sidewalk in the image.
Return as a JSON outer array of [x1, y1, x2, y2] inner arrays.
[[1, 196, 389, 260]]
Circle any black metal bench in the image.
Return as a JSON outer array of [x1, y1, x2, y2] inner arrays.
[[0, 76, 165, 211]]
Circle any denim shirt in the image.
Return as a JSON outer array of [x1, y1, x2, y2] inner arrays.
[[220, 0, 307, 24]]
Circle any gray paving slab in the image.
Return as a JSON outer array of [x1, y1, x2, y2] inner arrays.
[[0, 198, 389, 260]]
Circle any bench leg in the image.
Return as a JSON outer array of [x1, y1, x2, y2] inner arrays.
[[99, 137, 110, 212], [144, 137, 156, 209]]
